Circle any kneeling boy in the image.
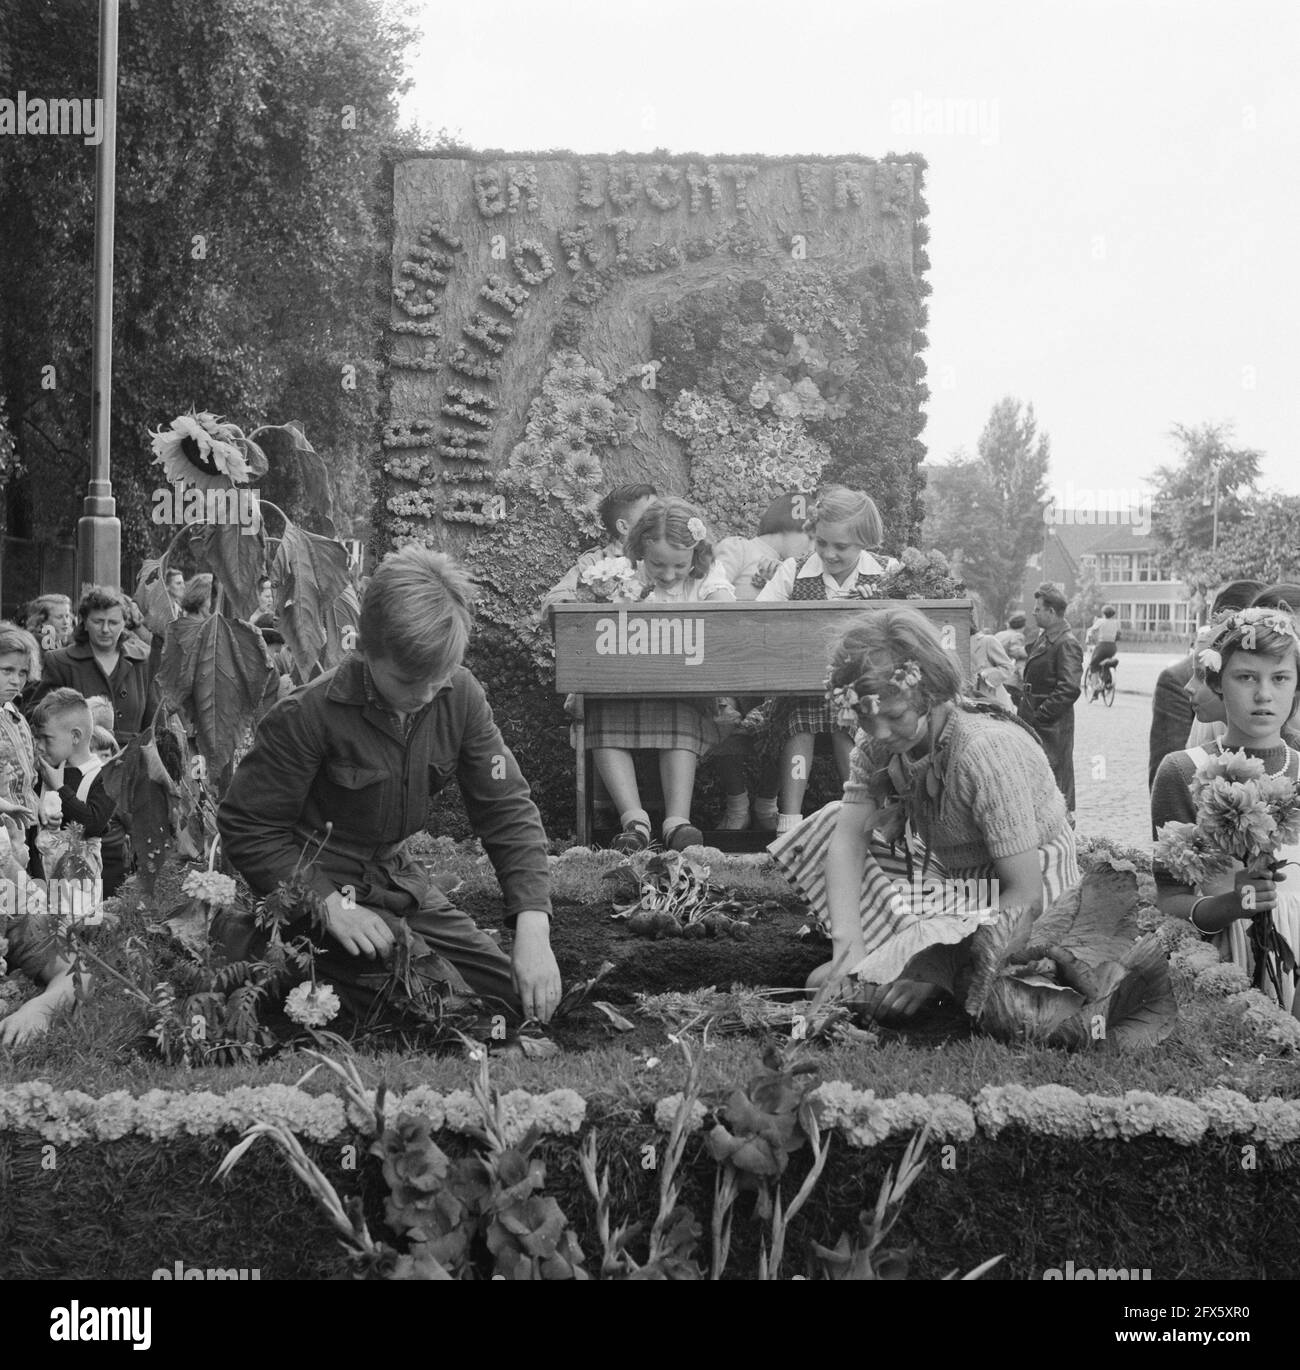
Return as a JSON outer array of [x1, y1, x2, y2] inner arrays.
[[216, 547, 561, 1027]]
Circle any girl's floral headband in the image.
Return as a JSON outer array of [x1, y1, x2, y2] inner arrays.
[[1200, 607, 1300, 675], [686, 516, 708, 545], [826, 660, 924, 727]]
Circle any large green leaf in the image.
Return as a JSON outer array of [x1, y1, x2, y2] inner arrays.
[[100, 730, 173, 895], [249, 421, 335, 528], [273, 522, 352, 678], [134, 558, 177, 637], [1096, 935, 1178, 1049], [963, 904, 1034, 1017], [1028, 866, 1142, 968], [157, 614, 274, 788], [197, 522, 267, 619]]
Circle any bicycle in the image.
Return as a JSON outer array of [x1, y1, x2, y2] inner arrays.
[[1086, 657, 1117, 707]]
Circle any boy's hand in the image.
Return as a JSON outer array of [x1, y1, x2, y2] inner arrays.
[[38, 757, 65, 791], [511, 910, 561, 1022], [323, 892, 396, 959], [0, 998, 55, 1048]]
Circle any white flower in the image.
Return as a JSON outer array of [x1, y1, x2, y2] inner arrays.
[[284, 981, 341, 1028], [686, 516, 708, 543], [1197, 648, 1222, 674], [180, 868, 239, 909]]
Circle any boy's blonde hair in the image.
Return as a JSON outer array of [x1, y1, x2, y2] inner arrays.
[[31, 686, 93, 736], [91, 725, 117, 756], [358, 546, 475, 676], [82, 694, 115, 731], [809, 485, 883, 551], [0, 622, 41, 678]]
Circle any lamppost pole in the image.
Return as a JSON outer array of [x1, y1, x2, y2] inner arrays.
[[1211, 462, 1221, 556], [77, 0, 121, 592]]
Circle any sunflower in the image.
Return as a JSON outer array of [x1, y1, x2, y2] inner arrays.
[[149, 410, 264, 491]]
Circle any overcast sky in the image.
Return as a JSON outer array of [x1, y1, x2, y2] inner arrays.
[[402, 0, 1300, 501]]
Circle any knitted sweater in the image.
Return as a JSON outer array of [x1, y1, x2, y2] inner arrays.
[[842, 705, 1068, 870]]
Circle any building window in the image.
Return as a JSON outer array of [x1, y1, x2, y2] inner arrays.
[[1098, 554, 1130, 583]]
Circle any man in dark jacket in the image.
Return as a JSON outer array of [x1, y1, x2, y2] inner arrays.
[[1018, 582, 1083, 813], [217, 547, 561, 1029]]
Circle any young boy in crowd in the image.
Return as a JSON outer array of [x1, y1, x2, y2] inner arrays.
[[217, 546, 562, 1030], [30, 688, 116, 884]]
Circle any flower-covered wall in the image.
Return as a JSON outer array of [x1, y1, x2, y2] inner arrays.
[[380, 151, 931, 833]]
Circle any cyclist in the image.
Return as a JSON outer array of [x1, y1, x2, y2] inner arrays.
[[1084, 604, 1120, 700]]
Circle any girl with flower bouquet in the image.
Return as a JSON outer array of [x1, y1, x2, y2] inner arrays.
[[584, 497, 736, 853], [1152, 608, 1300, 1015], [770, 607, 1079, 1023], [537, 483, 657, 617]]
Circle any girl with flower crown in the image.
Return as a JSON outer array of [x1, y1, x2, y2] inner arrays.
[[770, 607, 1080, 1023], [1151, 607, 1300, 1015], [584, 496, 736, 853]]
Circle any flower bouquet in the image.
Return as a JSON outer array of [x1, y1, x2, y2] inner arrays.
[[1154, 749, 1300, 1005], [577, 555, 641, 603]]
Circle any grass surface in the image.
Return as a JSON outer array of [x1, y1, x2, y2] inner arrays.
[[2, 835, 1297, 1106]]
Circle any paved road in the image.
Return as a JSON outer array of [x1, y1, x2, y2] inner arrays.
[[1071, 649, 1185, 848]]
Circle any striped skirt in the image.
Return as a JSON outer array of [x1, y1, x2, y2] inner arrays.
[[769, 801, 1081, 987]]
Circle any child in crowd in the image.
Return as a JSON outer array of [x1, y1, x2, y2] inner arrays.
[[587, 497, 735, 853], [969, 622, 1016, 710], [540, 482, 658, 615], [753, 486, 898, 832], [712, 492, 813, 602], [707, 492, 813, 828], [24, 595, 74, 654], [0, 623, 41, 848], [1152, 607, 1300, 1015], [82, 695, 128, 893], [0, 625, 89, 1047], [994, 612, 1029, 692], [30, 688, 116, 884]]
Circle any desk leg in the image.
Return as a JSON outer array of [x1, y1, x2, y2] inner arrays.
[[573, 694, 589, 847]]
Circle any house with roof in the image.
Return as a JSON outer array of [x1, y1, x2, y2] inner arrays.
[[1019, 517, 1193, 643]]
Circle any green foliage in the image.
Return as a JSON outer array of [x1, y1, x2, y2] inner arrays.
[[1147, 422, 1263, 590], [922, 397, 1050, 626], [0, 0, 416, 560]]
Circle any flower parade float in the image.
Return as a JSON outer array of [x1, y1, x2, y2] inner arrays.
[[4, 156, 1300, 1281]]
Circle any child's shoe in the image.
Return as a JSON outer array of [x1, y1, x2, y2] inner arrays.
[[612, 819, 651, 855], [752, 797, 779, 833], [663, 821, 703, 851]]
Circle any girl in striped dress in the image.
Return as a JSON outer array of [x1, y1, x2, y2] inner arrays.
[[753, 486, 898, 833], [770, 607, 1079, 1023], [585, 497, 736, 853]]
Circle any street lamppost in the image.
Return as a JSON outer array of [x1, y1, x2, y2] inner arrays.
[[77, 0, 121, 592], [1202, 460, 1222, 555]]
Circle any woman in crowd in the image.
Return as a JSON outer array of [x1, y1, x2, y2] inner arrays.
[[28, 586, 160, 745], [771, 606, 1079, 1023]]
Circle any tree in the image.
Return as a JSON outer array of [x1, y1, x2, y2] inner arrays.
[[0, 0, 419, 573], [921, 397, 1050, 626], [1147, 422, 1262, 592]]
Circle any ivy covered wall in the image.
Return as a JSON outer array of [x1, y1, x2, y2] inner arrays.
[[379, 152, 931, 835]]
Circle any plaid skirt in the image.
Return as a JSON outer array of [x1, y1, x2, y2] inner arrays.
[[753, 696, 853, 762], [584, 698, 721, 756], [769, 801, 1080, 987]]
